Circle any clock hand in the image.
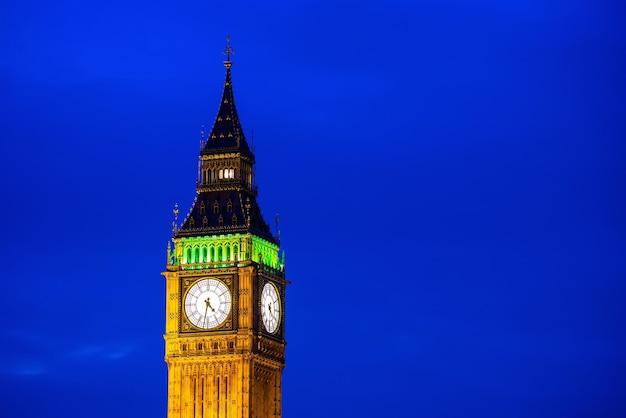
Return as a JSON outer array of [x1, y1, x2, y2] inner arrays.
[[205, 297, 216, 312], [203, 304, 210, 327], [268, 303, 272, 314]]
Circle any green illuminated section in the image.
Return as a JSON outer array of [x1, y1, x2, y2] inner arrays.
[[168, 233, 282, 271], [250, 235, 281, 268]]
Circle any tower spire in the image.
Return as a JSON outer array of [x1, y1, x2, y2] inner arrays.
[[202, 35, 253, 159], [177, 41, 274, 244]]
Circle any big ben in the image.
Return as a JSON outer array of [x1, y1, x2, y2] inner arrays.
[[162, 38, 286, 418]]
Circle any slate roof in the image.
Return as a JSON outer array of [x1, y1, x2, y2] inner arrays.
[[175, 60, 276, 244], [176, 191, 275, 243], [201, 65, 253, 159]]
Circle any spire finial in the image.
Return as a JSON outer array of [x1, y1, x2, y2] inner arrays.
[[274, 213, 281, 243], [172, 203, 179, 236], [223, 34, 234, 68]]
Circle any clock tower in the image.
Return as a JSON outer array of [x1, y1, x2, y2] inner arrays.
[[163, 40, 286, 418]]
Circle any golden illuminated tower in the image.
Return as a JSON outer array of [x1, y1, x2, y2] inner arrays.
[[163, 39, 286, 418]]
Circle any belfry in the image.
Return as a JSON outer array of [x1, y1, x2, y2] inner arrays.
[[162, 38, 286, 418]]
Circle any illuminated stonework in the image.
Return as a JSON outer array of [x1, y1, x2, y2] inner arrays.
[[168, 234, 282, 271], [162, 40, 286, 418]]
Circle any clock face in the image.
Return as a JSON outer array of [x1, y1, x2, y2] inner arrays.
[[184, 278, 232, 329], [261, 282, 280, 334]]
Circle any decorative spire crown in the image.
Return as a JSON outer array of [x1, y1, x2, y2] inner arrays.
[[202, 35, 253, 158], [173, 38, 275, 244], [223, 34, 234, 68]]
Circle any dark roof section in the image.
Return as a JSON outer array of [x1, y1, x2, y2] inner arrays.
[[202, 66, 254, 159], [175, 56, 275, 244], [176, 190, 276, 243]]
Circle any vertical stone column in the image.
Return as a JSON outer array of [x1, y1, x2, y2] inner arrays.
[[167, 362, 182, 418], [163, 271, 180, 335], [237, 265, 254, 330]]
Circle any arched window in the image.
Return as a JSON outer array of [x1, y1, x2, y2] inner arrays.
[[186, 248, 192, 264], [209, 247, 215, 262], [201, 247, 207, 262], [227, 200, 233, 212], [213, 201, 219, 214], [203, 216, 208, 227], [225, 246, 231, 261], [218, 215, 224, 227], [233, 244, 239, 261], [193, 248, 199, 263], [232, 214, 237, 226], [217, 247, 223, 261], [189, 217, 195, 227], [199, 201, 206, 215]]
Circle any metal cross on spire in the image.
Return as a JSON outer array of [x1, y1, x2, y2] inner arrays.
[[223, 34, 234, 67], [171, 202, 179, 236], [274, 213, 281, 243]]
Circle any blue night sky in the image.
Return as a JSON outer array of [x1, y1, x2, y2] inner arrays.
[[1, 1, 625, 417]]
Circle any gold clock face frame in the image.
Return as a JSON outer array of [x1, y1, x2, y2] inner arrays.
[[184, 278, 232, 330], [261, 282, 281, 334]]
